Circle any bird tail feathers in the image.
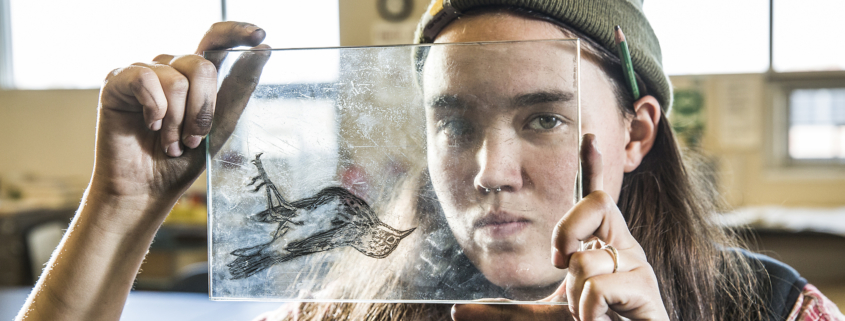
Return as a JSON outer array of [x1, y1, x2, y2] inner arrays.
[[227, 251, 280, 279], [230, 243, 267, 257]]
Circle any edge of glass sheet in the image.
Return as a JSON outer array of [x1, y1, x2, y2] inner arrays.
[[206, 39, 581, 304], [202, 38, 581, 54]]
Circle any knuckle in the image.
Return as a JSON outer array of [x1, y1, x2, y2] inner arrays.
[[168, 75, 190, 94], [194, 59, 217, 78], [153, 54, 173, 63], [596, 191, 615, 206], [134, 65, 156, 78], [583, 278, 604, 297], [104, 67, 123, 81], [130, 68, 155, 90], [172, 55, 217, 79], [551, 226, 566, 249], [585, 191, 615, 212], [568, 251, 588, 274], [129, 73, 146, 92]]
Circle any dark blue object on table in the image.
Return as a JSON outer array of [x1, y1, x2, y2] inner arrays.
[[0, 287, 283, 320]]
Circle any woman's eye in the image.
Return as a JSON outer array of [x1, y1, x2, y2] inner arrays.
[[441, 119, 473, 138], [527, 115, 563, 130]]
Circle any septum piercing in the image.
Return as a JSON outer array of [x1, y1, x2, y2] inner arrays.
[[481, 186, 502, 193]]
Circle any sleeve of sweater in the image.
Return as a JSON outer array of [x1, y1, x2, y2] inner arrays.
[[787, 284, 845, 321]]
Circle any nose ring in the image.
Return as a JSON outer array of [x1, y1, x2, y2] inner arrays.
[[480, 185, 502, 193]]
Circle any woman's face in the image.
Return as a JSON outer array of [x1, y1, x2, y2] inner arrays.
[[423, 13, 630, 292]]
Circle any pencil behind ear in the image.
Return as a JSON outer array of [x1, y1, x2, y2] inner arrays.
[[624, 95, 661, 173]]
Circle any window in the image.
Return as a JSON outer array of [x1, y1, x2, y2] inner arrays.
[[225, 0, 340, 84], [222, 0, 341, 178], [2, 0, 339, 89], [643, 0, 770, 75], [8, 0, 221, 89], [773, 0, 845, 72], [788, 88, 845, 160], [644, 0, 845, 76], [768, 0, 845, 166]]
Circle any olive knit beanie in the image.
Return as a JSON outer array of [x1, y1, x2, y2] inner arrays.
[[413, 0, 673, 113]]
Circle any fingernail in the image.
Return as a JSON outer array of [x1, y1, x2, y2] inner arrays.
[[149, 119, 162, 131], [552, 248, 565, 268], [184, 135, 203, 149], [166, 141, 183, 157], [591, 135, 600, 153]]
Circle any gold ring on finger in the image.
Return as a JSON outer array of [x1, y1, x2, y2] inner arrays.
[[602, 244, 619, 273]]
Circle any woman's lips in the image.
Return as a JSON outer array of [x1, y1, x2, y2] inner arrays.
[[473, 211, 531, 238]]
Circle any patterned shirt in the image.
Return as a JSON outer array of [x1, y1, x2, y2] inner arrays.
[[788, 284, 845, 321]]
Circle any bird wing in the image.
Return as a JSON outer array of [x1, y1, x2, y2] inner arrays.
[[284, 225, 354, 254], [290, 186, 380, 226], [289, 187, 346, 210], [327, 187, 380, 225]]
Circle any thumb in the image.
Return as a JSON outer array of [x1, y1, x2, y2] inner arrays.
[[196, 21, 267, 69], [206, 44, 272, 158], [580, 133, 603, 197]]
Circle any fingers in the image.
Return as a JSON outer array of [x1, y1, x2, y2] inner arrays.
[[566, 248, 638, 320], [102, 65, 167, 130], [551, 190, 638, 268], [581, 133, 603, 197], [451, 303, 573, 321], [577, 270, 664, 321], [128, 54, 218, 156], [142, 21, 264, 156], [543, 133, 667, 320], [207, 44, 271, 157], [196, 21, 266, 68], [168, 55, 218, 149], [130, 62, 189, 157], [552, 133, 611, 268]]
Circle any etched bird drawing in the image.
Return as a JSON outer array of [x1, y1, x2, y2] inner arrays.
[[228, 153, 417, 279]]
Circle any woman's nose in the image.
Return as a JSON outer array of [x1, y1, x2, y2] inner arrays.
[[473, 131, 523, 194]]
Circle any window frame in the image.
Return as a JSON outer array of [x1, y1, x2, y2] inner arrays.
[[0, 0, 13, 89], [767, 71, 845, 172]]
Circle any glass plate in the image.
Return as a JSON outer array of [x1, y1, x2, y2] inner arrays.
[[206, 39, 581, 303]]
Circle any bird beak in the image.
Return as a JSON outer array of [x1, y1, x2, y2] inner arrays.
[[399, 227, 416, 239]]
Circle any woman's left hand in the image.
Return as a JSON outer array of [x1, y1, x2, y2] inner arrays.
[[451, 134, 669, 321]]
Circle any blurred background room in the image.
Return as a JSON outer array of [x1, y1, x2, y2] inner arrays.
[[0, 0, 843, 319]]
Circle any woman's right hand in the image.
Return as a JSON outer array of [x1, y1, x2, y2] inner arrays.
[[16, 22, 271, 321], [91, 21, 271, 229]]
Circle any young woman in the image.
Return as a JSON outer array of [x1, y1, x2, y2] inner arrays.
[[15, 1, 844, 321]]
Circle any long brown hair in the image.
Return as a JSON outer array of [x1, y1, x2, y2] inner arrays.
[[280, 7, 767, 321]]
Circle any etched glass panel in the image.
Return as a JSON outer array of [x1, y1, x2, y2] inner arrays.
[[206, 39, 581, 303]]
